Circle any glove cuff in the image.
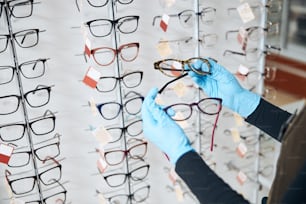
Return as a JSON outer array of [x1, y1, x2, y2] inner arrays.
[[236, 90, 261, 118], [171, 146, 195, 165]]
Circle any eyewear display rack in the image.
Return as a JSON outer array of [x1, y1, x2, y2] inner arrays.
[[76, 1, 148, 203], [0, 1, 63, 204], [152, 0, 280, 203]]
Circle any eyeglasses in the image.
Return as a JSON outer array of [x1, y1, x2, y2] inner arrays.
[[0, 59, 50, 85], [164, 98, 222, 151], [96, 94, 144, 120], [76, 0, 133, 10], [152, 7, 216, 28], [223, 46, 281, 62], [5, 158, 62, 195], [0, 85, 54, 115], [0, 29, 46, 53], [103, 140, 147, 166], [106, 119, 143, 143], [236, 66, 276, 86], [91, 42, 139, 66], [106, 185, 150, 203], [85, 16, 139, 37], [96, 71, 143, 92], [8, 133, 61, 168], [103, 164, 150, 187], [0, 110, 56, 142], [0, 0, 33, 18], [154, 57, 212, 77], [22, 180, 67, 204]]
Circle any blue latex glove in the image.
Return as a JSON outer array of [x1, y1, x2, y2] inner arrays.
[[188, 59, 260, 118], [141, 88, 194, 164]]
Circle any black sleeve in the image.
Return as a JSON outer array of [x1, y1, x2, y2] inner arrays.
[[176, 151, 249, 204], [245, 98, 291, 142]]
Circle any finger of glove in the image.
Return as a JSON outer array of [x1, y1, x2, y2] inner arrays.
[[142, 88, 159, 125], [207, 59, 234, 82]]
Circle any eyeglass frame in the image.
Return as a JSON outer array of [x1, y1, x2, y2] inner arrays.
[[91, 42, 139, 66], [96, 70, 143, 93], [105, 184, 150, 203], [85, 15, 139, 37], [0, 0, 34, 18]]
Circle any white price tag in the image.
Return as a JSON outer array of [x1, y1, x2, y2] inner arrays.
[[237, 3, 255, 23]]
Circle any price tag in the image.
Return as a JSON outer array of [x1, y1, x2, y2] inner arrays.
[[92, 126, 112, 146], [237, 170, 247, 185], [174, 183, 184, 202], [173, 81, 188, 98], [89, 97, 98, 116], [160, 14, 170, 32], [236, 142, 248, 158], [237, 3, 255, 23], [230, 128, 241, 143], [237, 27, 248, 51], [169, 168, 179, 184], [234, 112, 244, 126], [98, 193, 107, 204], [97, 157, 108, 173], [157, 41, 173, 58]]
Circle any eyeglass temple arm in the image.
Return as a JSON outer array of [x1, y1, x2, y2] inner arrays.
[[158, 73, 188, 94]]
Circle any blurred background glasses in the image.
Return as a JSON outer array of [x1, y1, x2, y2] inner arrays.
[[103, 140, 147, 166], [106, 119, 143, 143], [0, 59, 50, 85], [96, 71, 143, 92], [0, 85, 54, 115], [223, 45, 281, 62], [95, 94, 144, 120], [103, 164, 150, 187], [227, 1, 282, 16], [0, 29, 46, 53], [154, 57, 212, 77], [0, 110, 56, 142], [0, 0, 33, 18], [5, 158, 62, 195], [105, 184, 150, 203], [85, 15, 139, 37], [152, 7, 216, 27], [236, 66, 276, 87], [8, 133, 61, 168], [91, 42, 139, 66]]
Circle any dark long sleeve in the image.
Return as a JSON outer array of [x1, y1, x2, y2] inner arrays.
[[246, 98, 292, 141], [176, 151, 249, 204]]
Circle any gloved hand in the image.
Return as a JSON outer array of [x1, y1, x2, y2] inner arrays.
[[141, 88, 194, 164], [188, 59, 260, 118]]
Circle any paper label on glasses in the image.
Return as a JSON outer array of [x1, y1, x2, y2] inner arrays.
[[237, 27, 248, 51], [98, 192, 107, 204], [237, 170, 247, 185], [234, 112, 244, 126], [173, 82, 188, 98], [169, 168, 179, 184], [84, 37, 91, 58], [160, 14, 170, 32], [83, 66, 101, 88], [157, 41, 173, 58], [174, 183, 184, 202], [237, 3, 255, 24], [89, 97, 98, 116], [230, 128, 241, 143], [97, 157, 108, 174], [173, 112, 189, 129], [236, 142, 248, 158], [0, 143, 14, 164], [91, 126, 112, 146]]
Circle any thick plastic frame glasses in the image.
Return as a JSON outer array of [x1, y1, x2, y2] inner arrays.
[[0, 0, 34, 18], [0, 110, 56, 142], [103, 164, 150, 187], [103, 140, 148, 166], [154, 57, 212, 77], [106, 119, 143, 143], [152, 7, 216, 27], [91, 42, 139, 66], [96, 95, 144, 120], [8, 133, 61, 168], [0, 58, 50, 85], [85, 15, 139, 37], [0, 85, 54, 115], [0, 29, 46, 53], [96, 70, 143, 92], [5, 158, 62, 195], [75, 0, 134, 10]]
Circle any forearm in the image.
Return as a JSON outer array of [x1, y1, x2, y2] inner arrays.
[[176, 151, 249, 204], [245, 98, 292, 142]]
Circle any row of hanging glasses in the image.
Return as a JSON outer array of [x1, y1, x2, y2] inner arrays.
[[0, 0, 67, 203]]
